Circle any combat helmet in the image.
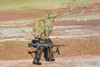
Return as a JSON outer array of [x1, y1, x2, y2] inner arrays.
[[48, 11, 57, 18]]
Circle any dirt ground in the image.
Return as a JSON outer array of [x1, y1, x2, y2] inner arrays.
[[0, 55, 100, 67], [0, 13, 32, 21], [0, 3, 100, 67], [0, 20, 100, 67]]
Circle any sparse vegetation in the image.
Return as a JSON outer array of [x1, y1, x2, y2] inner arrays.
[[52, 36, 100, 57], [0, 0, 99, 10], [0, 0, 99, 62], [0, 36, 24, 40], [0, 36, 99, 59], [0, 41, 32, 59]]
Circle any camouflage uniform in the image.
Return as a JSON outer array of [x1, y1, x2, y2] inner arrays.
[[32, 12, 57, 64], [33, 18, 53, 40]]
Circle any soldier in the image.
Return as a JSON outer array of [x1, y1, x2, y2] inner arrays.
[[32, 11, 57, 65]]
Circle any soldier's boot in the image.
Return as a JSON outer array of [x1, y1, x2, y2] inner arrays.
[[33, 50, 42, 65], [51, 55, 55, 61], [33, 57, 42, 65], [36, 52, 43, 65], [33, 62, 42, 65], [51, 58, 55, 61], [49, 54, 55, 61], [33, 61, 42, 65]]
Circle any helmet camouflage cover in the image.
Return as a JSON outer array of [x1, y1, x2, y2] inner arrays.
[[48, 11, 57, 18]]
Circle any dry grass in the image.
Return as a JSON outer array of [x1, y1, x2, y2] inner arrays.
[[64, 0, 100, 10], [0, 0, 99, 10]]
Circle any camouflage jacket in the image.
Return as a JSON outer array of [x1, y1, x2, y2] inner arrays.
[[33, 18, 53, 39]]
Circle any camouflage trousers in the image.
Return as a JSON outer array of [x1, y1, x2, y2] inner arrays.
[[33, 39, 54, 63]]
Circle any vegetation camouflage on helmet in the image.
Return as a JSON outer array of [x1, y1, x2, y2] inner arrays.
[[48, 11, 57, 18]]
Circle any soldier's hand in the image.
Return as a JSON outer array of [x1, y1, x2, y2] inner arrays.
[[45, 39, 50, 43]]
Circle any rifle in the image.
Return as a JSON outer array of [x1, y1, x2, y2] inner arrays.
[[28, 43, 65, 55]]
